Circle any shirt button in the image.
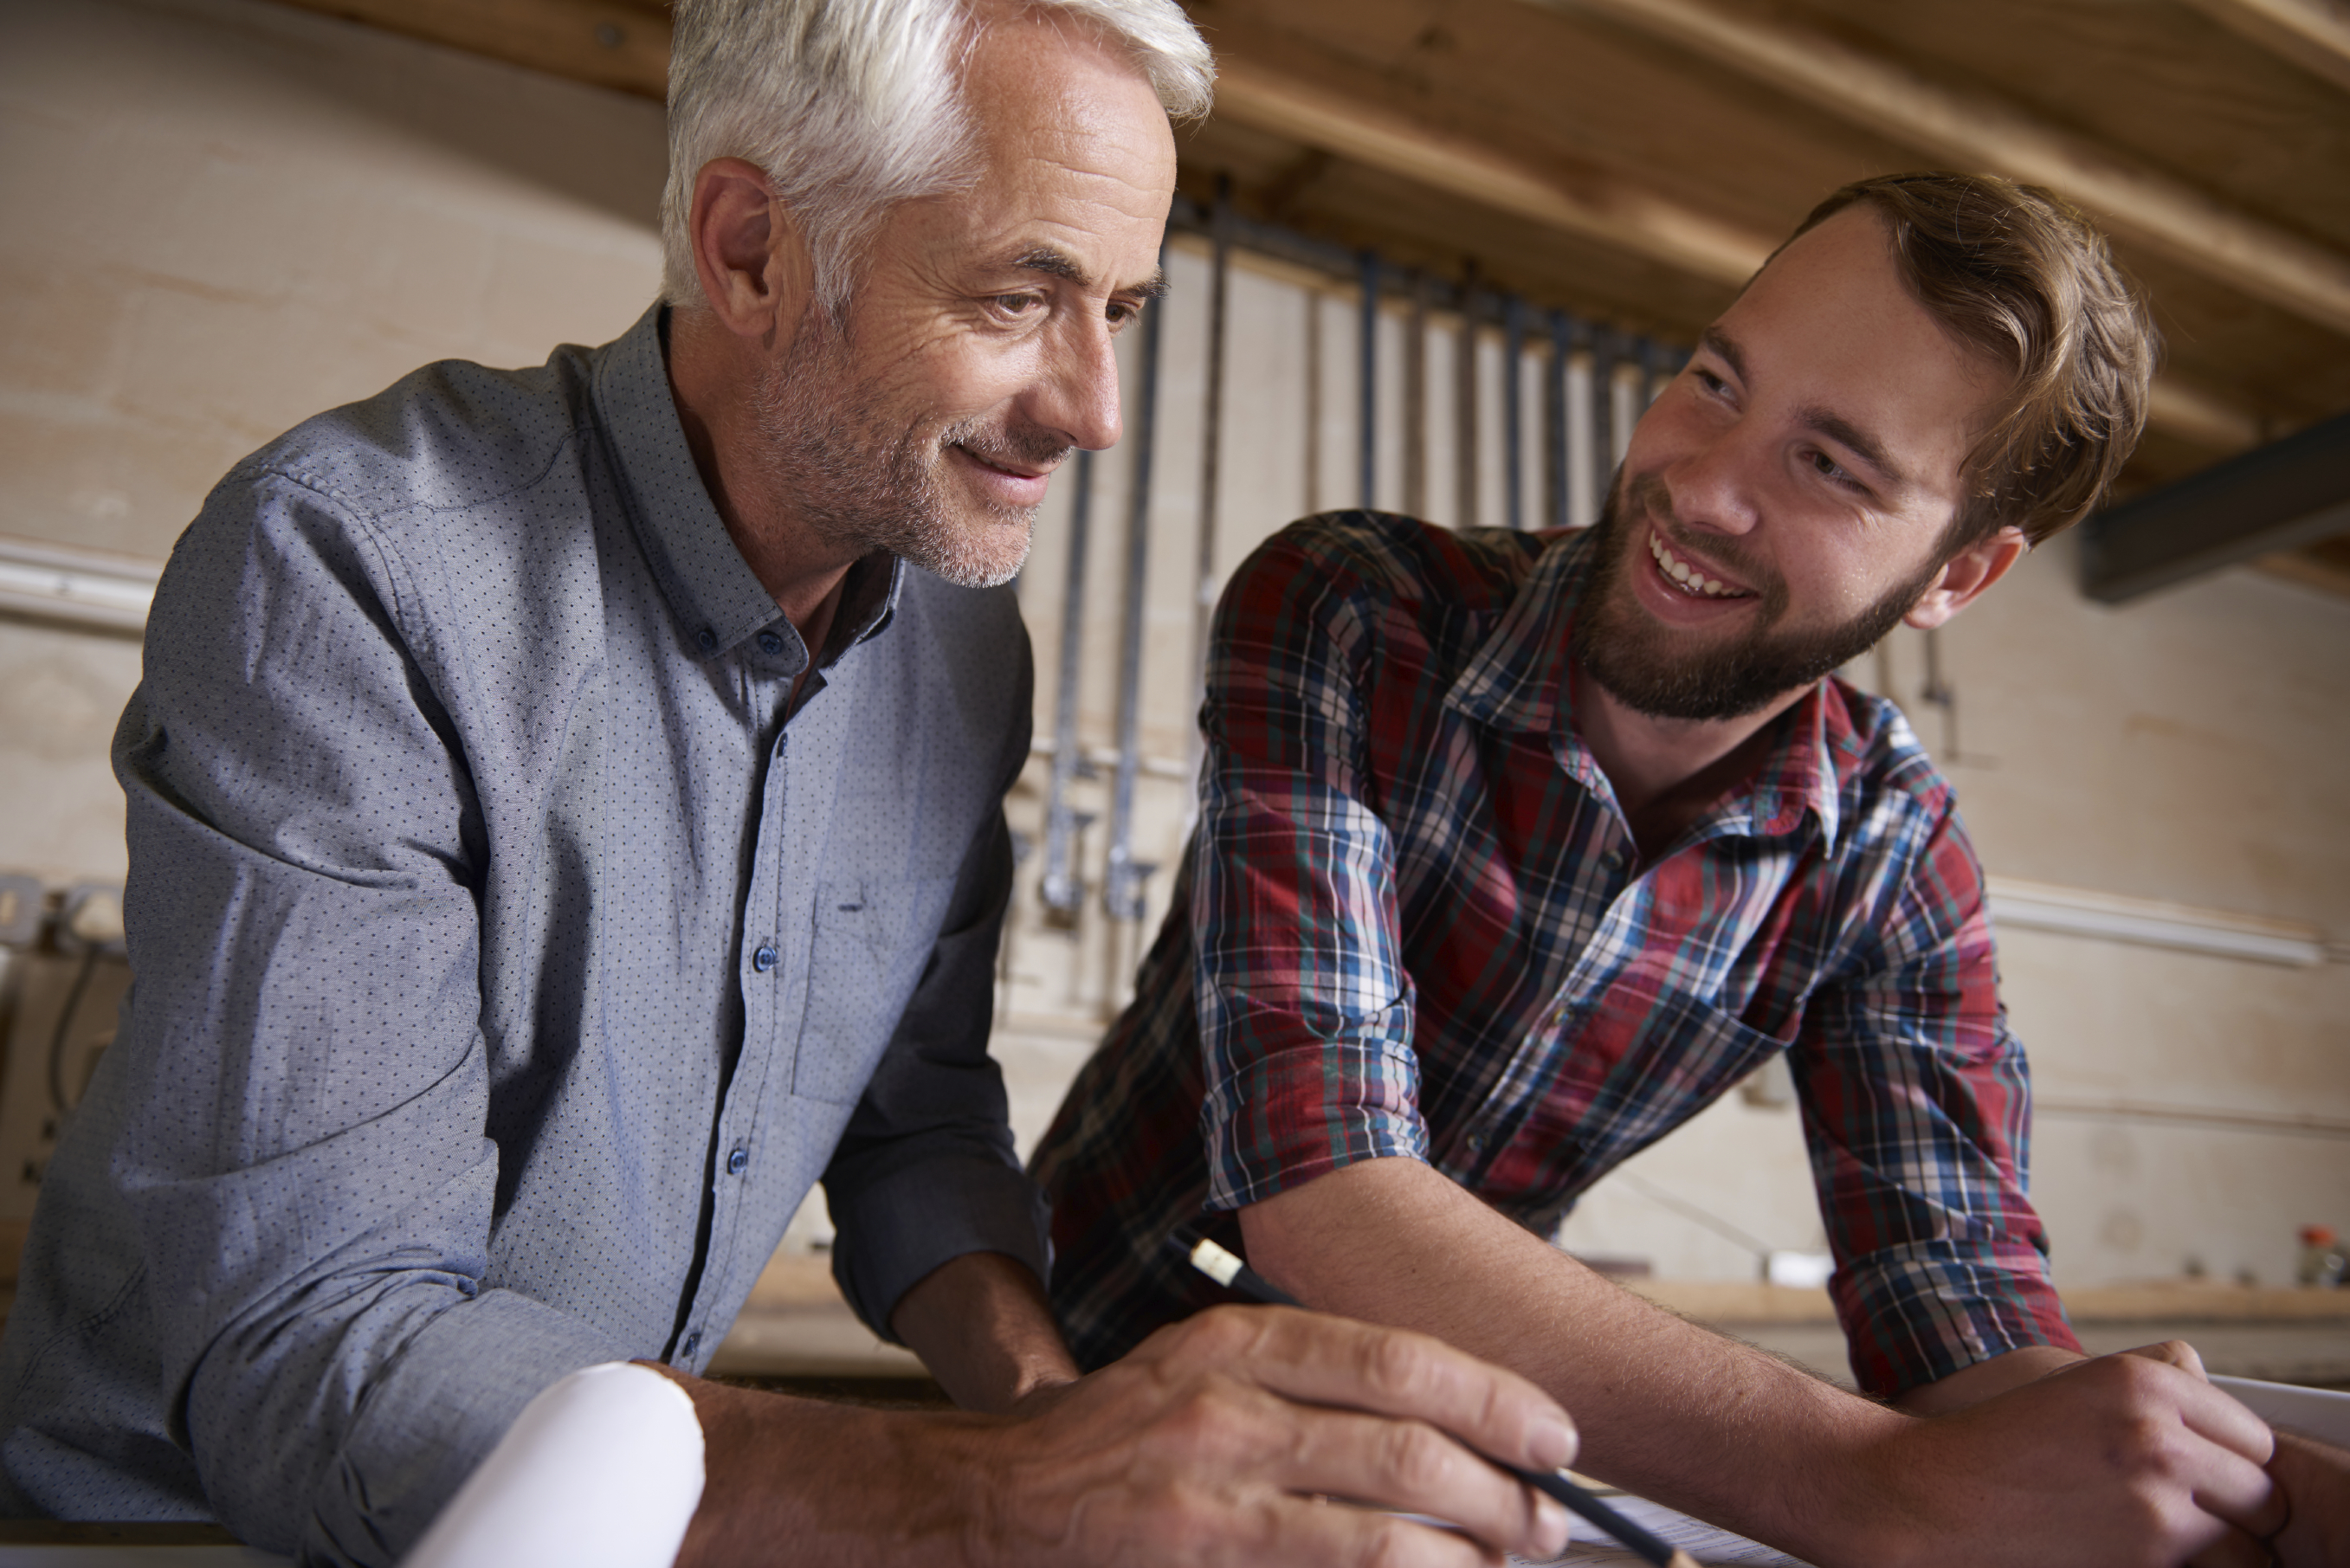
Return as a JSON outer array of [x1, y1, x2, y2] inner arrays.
[[1466, 1130, 1489, 1152], [680, 1331, 700, 1359], [752, 944, 778, 972], [695, 628, 717, 652], [726, 1146, 749, 1176], [758, 629, 784, 655]]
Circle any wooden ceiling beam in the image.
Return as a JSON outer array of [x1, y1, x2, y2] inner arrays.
[[1211, 56, 1773, 287], [2081, 408, 2350, 600], [2174, 0, 2350, 97], [1540, 0, 2350, 340], [260, 0, 2268, 453], [267, 0, 669, 100], [1211, 53, 2262, 452]]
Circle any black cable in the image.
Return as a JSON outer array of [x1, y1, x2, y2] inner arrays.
[[47, 946, 99, 1117]]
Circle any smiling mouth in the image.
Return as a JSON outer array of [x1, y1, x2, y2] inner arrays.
[[1648, 530, 1754, 600], [952, 442, 1062, 482]]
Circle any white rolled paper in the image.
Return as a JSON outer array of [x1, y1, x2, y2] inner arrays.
[[404, 1361, 707, 1568]]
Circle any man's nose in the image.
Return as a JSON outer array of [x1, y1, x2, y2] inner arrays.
[[1030, 315, 1125, 453], [1658, 420, 1764, 538]]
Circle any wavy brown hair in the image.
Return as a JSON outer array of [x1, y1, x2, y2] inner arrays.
[[1786, 171, 2158, 549]]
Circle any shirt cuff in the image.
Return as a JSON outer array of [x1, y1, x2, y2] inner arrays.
[[1831, 1238, 2082, 1397], [824, 1154, 1051, 1340], [297, 1289, 633, 1565], [1200, 1027, 1429, 1213]]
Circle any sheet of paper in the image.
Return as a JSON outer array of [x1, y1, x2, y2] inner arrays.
[[2211, 1374, 2350, 1449], [1512, 1494, 1813, 1566]]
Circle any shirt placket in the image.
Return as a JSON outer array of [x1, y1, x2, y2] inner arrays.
[[674, 639, 809, 1365], [1452, 710, 1682, 1187]]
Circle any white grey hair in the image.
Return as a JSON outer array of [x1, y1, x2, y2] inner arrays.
[[660, 0, 1213, 318]]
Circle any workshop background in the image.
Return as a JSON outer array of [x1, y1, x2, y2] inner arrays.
[[0, 0, 2343, 1386]]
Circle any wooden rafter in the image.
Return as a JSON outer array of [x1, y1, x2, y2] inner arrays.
[[269, 0, 669, 99], [1211, 51, 2264, 454], [1542, 0, 2350, 340], [256, 0, 2282, 460], [2175, 0, 2350, 96]]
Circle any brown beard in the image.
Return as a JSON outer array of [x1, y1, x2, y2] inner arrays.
[[1569, 471, 1946, 722], [748, 307, 1068, 589]]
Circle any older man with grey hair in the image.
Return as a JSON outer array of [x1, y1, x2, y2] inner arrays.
[[0, 3, 1585, 1564]]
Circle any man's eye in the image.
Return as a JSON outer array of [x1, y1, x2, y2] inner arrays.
[[993, 294, 1045, 315], [1808, 449, 1856, 486]]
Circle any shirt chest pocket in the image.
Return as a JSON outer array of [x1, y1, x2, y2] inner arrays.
[[791, 874, 958, 1105]]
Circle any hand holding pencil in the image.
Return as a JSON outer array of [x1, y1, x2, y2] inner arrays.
[[1184, 1234, 1702, 1568]]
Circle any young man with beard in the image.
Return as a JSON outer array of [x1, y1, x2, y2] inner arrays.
[[0, 2, 1589, 1565], [1035, 173, 2350, 1566]]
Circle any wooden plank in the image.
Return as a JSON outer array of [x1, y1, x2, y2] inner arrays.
[[1545, 0, 2350, 339], [2176, 0, 2350, 96], [264, 0, 669, 100], [1211, 51, 2263, 453], [1212, 55, 1774, 287]]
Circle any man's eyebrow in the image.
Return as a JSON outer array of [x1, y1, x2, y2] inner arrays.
[[1703, 324, 1908, 491], [1802, 406, 1908, 490], [1698, 325, 1746, 384], [1005, 245, 1167, 300]]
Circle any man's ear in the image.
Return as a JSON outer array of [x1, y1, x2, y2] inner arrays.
[[1905, 525, 2028, 630], [688, 157, 816, 345]]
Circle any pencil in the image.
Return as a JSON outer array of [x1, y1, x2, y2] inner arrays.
[[1181, 1234, 1701, 1568]]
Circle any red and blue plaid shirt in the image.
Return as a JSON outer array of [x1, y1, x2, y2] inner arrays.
[[1032, 513, 2077, 1397]]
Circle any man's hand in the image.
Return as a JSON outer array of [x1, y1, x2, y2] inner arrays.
[[2269, 1427, 2350, 1568], [662, 1304, 1577, 1567], [1858, 1345, 2287, 1568]]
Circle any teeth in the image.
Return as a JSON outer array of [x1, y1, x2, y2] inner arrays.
[[1648, 532, 1745, 599]]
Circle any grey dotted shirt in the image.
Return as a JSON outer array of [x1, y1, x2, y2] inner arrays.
[[0, 307, 1045, 1563]]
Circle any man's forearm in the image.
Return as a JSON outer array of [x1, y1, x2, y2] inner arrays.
[[888, 1250, 1080, 1413], [1237, 1157, 1901, 1561], [1236, 1157, 2289, 1568]]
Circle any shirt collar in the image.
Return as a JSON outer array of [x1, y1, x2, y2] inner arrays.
[[1446, 524, 1850, 853], [591, 304, 903, 661], [1444, 526, 1591, 737]]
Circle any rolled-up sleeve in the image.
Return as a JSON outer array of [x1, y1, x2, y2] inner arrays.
[[1191, 532, 1431, 1215], [820, 632, 1049, 1336], [1794, 803, 2080, 1397], [110, 473, 626, 1561]]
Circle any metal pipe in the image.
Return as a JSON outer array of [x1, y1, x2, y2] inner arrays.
[[1357, 249, 1380, 509], [1403, 269, 1430, 518], [1186, 181, 1234, 797], [1588, 324, 1619, 518], [1546, 311, 1572, 530], [1103, 242, 1167, 924], [1038, 448, 1094, 917], [1502, 295, 1526, 531], [1303, 288, 1323, 513], [1455, 266, 1480, 530]]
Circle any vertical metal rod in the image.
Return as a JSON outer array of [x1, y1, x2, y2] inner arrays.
[[1612, 334, 1650, 470], [1646, 338, 1683, 402], [1589, 324, 1618, 519], [1403, 270, 1429, 518], [1186, 183, 1233, 797], [1454, 266, 1480, 530], [1039, 448, 1094, 915], [1303, 287, 1323, 513], [1502, 295, 1525, 531], [1103, 242, 1166, 923], [1546, 310, 1572, 530], [1357, 250, 1380, 509]]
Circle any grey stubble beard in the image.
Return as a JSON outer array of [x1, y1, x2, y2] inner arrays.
[[748, 311, 1066, 589]]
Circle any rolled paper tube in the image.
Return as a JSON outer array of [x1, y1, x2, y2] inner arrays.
[[404, 1361, 706, 1568]]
